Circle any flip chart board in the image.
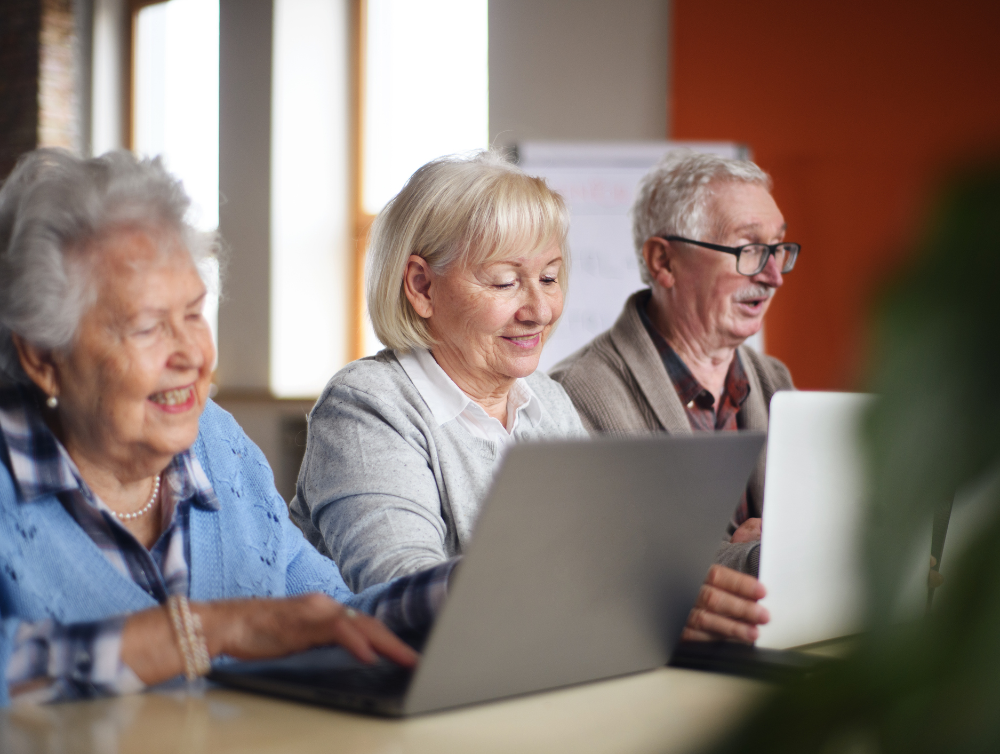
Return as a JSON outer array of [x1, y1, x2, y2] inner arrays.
[[516, 141, 756, 372]]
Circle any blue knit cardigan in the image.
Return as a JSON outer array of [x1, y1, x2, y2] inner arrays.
[[0, 400, 389, 707]]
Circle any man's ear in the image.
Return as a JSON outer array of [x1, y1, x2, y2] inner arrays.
[[11, 334, 60, 398], [402, 254, 435, 319], [642, 237, 677, 289]]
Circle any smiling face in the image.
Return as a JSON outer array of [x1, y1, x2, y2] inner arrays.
[[668, 180, 787, 349], [421, 244, 564, 399], [50, 227, 215, 481]]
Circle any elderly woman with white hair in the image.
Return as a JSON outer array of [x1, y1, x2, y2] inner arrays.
[[0, 149, 456, 706], [290, 151, 770, 644]]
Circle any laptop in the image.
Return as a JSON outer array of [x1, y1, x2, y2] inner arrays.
[[211, 432, 765, 716], [755, 391, 932, 650]]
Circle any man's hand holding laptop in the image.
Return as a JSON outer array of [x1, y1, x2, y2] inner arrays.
[[686, 516, 770, 644], [683, 565, 770, 643]]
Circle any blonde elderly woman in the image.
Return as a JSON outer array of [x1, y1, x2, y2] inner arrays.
[[290, 151, 770, 644], [0, 149, 455, 707]]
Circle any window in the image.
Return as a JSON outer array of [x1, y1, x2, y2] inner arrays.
[[131, 0, 489, 393], [357, 0, 489, 355], [270, 0, 354, 397], [133, 0, 221, 347]]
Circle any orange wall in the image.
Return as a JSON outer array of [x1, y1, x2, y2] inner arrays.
[[671, 0, 1000, 389]]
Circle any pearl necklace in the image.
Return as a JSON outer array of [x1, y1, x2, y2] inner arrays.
[[112, 474, 161, 521]]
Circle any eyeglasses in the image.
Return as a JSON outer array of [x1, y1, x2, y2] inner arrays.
[[661, 236, 801, 276]]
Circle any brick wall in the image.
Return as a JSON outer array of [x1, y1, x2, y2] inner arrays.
[[0, 0, 79, 180], [0, 0, 43, 179], [38, 0, 78, 151]]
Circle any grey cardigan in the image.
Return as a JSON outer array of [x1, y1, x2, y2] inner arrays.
[[549, 290, 795, 575], [289, 350, 588, 592]]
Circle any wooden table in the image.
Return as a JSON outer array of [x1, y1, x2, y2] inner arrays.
[[0, 667, 768, 754]]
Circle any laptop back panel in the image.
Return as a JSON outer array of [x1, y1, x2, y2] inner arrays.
[[756, 391, 875, 649], [404, 433, 765, 714]]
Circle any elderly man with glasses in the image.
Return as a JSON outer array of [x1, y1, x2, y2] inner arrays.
[[550, 149, 798, 577]]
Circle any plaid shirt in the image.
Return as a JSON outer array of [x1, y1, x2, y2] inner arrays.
[[0, 387, 455, 704], [637, 304, 755, 529]]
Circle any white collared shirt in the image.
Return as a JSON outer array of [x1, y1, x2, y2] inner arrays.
[[395, 348, 542, 447]]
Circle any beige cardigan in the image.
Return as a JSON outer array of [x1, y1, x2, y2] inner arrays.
[[549, 290, 794, 574]]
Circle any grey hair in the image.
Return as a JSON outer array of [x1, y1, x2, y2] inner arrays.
[[367, 150, 570, 352], [630, 148, 772, 284], [0, 148, 219, 386]]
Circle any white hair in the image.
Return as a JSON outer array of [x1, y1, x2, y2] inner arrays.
[[630, 149, 772, 284], [367, 150, 570, 352], [0, 148, 219, 386]]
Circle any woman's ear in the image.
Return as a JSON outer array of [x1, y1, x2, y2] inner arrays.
[[642, 237, 677, 290], [403, 255, 435, 319], [11, 334, 60, 398]]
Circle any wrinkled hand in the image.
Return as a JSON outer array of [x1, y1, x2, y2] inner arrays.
[[730, 517, 761, 544], [201, 593, 418, 667], [123, 593, 417, 686], [682, 565, 769, 644]]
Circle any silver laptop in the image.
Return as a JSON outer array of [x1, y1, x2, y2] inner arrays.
[[212, 432, 765, 716]]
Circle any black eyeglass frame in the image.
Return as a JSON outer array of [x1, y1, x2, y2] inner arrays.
[[661, 235, 801, 276]]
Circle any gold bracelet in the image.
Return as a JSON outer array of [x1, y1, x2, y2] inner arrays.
[[167, 595, 212, 680]]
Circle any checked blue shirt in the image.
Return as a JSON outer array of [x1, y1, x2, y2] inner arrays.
[[0, 387, 456, 704]]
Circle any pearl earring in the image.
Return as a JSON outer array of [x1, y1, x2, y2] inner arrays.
[[45, 395, 58, 409]]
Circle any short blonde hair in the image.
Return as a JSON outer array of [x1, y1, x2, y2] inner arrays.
[[367, 150, 570, 352]]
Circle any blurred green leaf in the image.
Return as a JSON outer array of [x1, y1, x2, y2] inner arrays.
[[706, 165, 1000, 754]]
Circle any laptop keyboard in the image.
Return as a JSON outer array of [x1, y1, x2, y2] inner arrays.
[[306, 660, 413, 695], [246, 658, 414, 696]]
